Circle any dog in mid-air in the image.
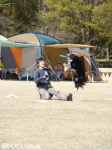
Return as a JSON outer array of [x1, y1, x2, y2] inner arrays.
[[63, 54, 87, 92]]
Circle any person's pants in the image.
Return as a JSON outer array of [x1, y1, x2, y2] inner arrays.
[[37, 85, 67, 100]]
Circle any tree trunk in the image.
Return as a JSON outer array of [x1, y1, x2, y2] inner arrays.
[[106, 43, 111, 61], [81, 28, 86, 44], [106, 47, 110, 61]]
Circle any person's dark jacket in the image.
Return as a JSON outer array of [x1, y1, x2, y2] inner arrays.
[[34, 68, 50, 87]]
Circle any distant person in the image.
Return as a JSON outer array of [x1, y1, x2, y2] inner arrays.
[[54, 62, 64, 80], [34, 58, 72, 101], [0, 57, 5, 80]]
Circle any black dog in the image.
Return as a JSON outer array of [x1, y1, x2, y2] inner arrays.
[[63, 54, 87, 91]]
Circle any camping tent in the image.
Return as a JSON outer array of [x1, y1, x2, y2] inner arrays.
[[43, 45, 102, 81], [1, 32, 101, 81], [70, 48, 102, 81], [1, 32, 63, 79]]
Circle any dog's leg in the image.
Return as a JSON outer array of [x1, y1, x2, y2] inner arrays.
[[73, 80, 78, 92], [73, 74, 79, 92], [63, 63, 71, 72], [74, 87, 78, 92]]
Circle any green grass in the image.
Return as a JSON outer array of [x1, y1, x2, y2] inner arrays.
[[95, 59, 112, 62], [0, 81, 112, 150]]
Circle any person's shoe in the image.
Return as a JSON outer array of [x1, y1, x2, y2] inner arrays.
[[66, 93, 73, 101], [39, 94, 42, 99]]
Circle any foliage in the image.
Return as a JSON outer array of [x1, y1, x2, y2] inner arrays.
[[93, 0, 112, 43], [0, 0, 43, 36], [0, 0, 17, 3], [42, 0, 112, 58], [0, 0, 112, 58], [42, 0, 107, 45]]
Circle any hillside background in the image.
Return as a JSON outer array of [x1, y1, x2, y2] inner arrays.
[[0, 0, 112, 65]]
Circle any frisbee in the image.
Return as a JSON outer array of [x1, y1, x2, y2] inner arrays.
[[59, 55, 68, 58]]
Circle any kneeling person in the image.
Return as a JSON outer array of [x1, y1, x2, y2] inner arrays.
[[34, 58, 72, 101]]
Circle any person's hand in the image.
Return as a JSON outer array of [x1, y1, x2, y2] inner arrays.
[[41, 75, 46, 79]]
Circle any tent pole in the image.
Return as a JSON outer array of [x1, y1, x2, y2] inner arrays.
[[68, 45, 74, 82], [88, 55, 92, 82], [42, 47, 61, 81], [24, 63, 36, 82], [27, 72, 28, 82], [41, 54, 61, 81], [0, 42, 1, 58], [92, 73, 94, 83], [68, 45, 72, 54], [89, 55, 104, 81], [26, 63, 36, 72]]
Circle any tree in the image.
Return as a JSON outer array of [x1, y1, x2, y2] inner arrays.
[[93, 0, 112, 60], [42, 0, 106, 45], [0, 0, 44, 36], [42, 0, 112, 61], [0, 0, 18, 36]]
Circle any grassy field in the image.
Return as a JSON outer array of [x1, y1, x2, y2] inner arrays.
[[0, 80, 112, 150], [95, 59, 112, 62]]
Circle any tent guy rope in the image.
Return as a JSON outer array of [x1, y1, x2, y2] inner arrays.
[[42, 48, 61, 81]]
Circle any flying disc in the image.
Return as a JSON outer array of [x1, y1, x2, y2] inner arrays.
[[59, 55, 68, 58], [6, 94, 19, 97]]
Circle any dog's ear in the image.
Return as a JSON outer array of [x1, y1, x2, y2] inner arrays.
[[67, 53, 70, 57], [70, 54, 75, 60]]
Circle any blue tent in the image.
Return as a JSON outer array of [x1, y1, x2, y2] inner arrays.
[[8, 32, 63, 59], [1, 32, 63, 79], [1, 32, 97, 80]]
